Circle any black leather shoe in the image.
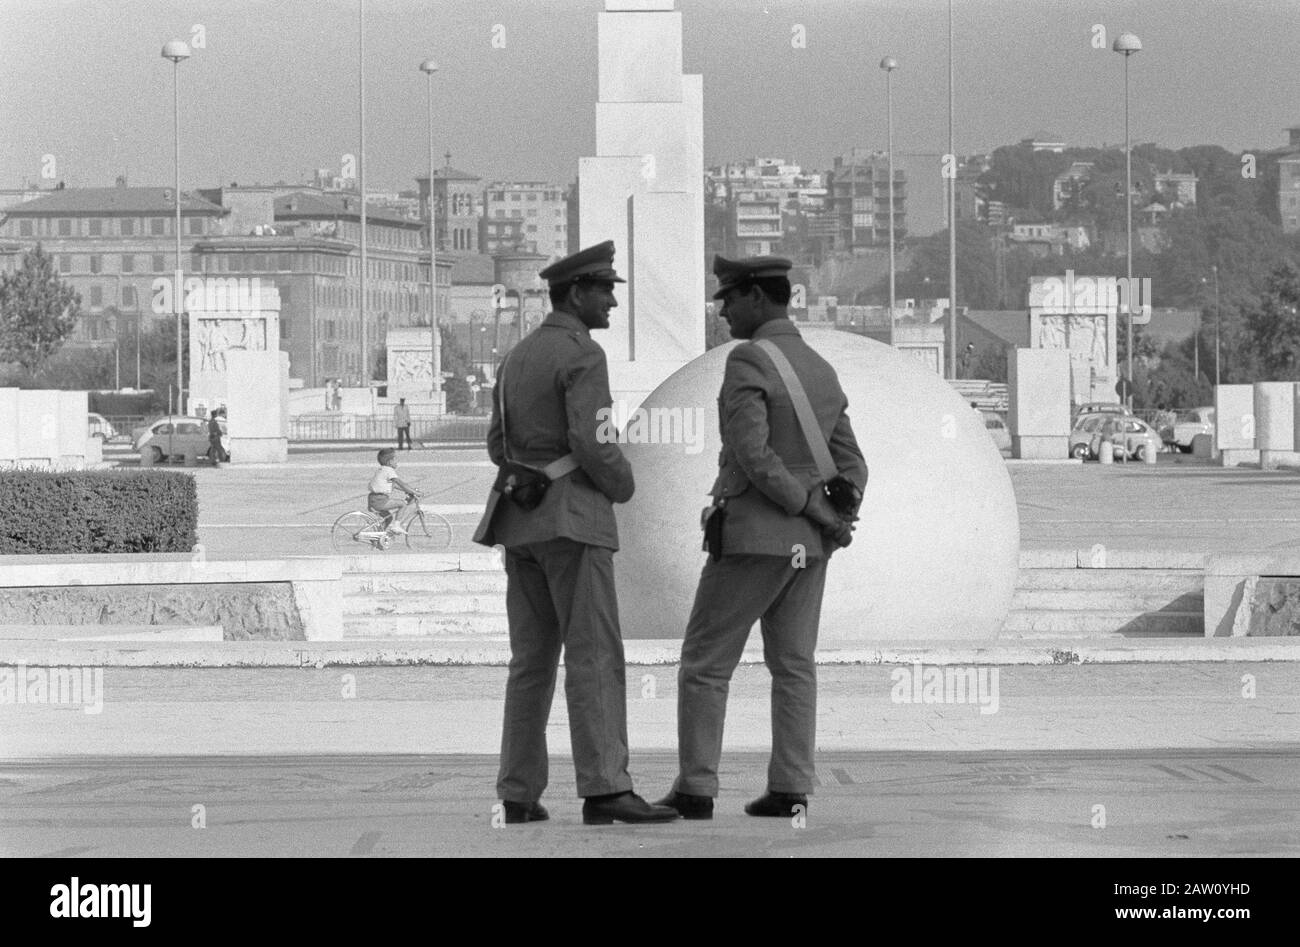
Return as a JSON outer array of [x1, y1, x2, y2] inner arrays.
[[744, 791, 807, 817], [502, 801, 549, 824], [653, 791, 714, 820], [582, 792, 679, 825]]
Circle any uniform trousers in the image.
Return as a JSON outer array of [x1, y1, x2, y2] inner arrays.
[[497, 537, 634, 802], [673, 553, 829, 797]]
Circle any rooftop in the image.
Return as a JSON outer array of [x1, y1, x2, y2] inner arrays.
[[1, 186, 227, 216]]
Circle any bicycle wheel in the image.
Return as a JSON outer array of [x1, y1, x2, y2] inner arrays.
[[404, 511, 453, 550], [331, 511, 378, 553]]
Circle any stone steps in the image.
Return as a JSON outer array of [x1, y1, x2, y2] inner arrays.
[[343, 614, 511, 637], [1010, 588, 1203, 612], [338, 554, 1211, 641], [1001, 610, 1203, 636]]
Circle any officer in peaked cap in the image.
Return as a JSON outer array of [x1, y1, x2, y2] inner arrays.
[[655, 252, 868, 822], [538, 239, 627, 290], [710, 254, 793, 300], [474, 239, 677, 827]]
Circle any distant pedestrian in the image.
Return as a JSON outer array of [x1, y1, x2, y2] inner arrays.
[[394, 397, 412, 450], [207, 408, 228, 466]]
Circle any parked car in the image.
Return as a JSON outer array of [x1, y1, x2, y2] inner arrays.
[[1088, 415, 1161, 462], [1159, 406, 1215, 453], [980, 410, 1011, 453], [87, 412, 117, 441], [1069, 414, 1111, 459], [134, 415, 228, 464]]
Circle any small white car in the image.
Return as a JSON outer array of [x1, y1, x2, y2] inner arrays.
[[134, 415, 228, 464], [87, 412, 117, 441]]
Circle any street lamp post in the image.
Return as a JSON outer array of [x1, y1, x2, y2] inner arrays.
[[1113, 31, 1142, 409], [881, 56, 898, 348], [420, 59, 443, 409], [1213, 264, 1221, 386], [161, 39, 190, 413], [946, 0, 957, 380]]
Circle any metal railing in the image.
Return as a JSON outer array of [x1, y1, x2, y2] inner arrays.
[[289, 415, 491, 443]]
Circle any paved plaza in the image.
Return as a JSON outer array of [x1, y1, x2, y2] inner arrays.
[[106, 444, 1300, 559], [7, 447, 1296, 858], [3, 664, 1297, 857]]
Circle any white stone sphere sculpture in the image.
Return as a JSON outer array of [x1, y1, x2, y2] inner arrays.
[[613, 327, 1019, 641]]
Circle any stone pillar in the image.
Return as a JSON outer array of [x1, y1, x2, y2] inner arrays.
[[1009, 348, 1070, 460], [1254, 382, 1296, 469], [226, 350, 289, 463], [1216, 384, 1258, 467]]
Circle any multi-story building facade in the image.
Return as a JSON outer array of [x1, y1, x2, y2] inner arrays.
[[825, 149, 907, 252], [481, 181, 568, 260], [0, 182, 229, 344], [0, 181, 451, 388], [730, 190, 782, 257]]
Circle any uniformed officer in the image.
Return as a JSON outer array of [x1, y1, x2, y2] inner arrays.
[[476, 240, 677, 826], [656, 255, 868, 820]]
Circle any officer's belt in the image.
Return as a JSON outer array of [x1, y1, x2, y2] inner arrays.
[[497, 354, 579, 481]]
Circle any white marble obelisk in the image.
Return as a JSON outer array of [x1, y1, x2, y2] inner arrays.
[[579, 0, 704, 416]]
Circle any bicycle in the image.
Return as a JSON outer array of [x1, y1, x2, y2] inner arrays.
[[330, 494, 453, 552]]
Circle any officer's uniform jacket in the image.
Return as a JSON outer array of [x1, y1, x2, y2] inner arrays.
[[480, 309, 634, 551], [710, 318, 867, 558]]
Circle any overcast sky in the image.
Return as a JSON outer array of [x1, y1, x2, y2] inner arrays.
[[2, 0, 1296, 233]]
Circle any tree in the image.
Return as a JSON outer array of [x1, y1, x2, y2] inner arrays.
[[438, 325, 473, 414], [1242, 262, 1300, 380], [0, 244, 81, 374]]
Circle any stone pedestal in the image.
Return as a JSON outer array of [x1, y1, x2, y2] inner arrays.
[[0, 388, 91, 470], [384, 326, 446, 414], [226, 351, 289, 463], [1009, 348, 1070, 460], [1216, 384, 1259, 466], [1254, 382, 1297, 469], [188, 280, 282, 420]]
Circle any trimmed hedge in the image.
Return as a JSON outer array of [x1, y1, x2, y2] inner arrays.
[[0, 470, 198, 553]]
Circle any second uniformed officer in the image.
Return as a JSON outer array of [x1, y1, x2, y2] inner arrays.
[[475, 240, 677, 827], [656, 255, 868, 820]]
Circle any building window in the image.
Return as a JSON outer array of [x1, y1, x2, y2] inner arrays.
[[526, 225, 537, 234], [57, 219, 72, 236], [58, 255, 72, 273], [150, 217, 166, 235], [509, 193, 520, 201], [229, 255, 244, 272], [121, 286, 137, 308], [19, 220, 33, 236], [90, 285, 103, 308], [120, 219, 135, 236], [188, 217, 204, 235], [121, 254, 135, 273], [152, 254, 166, 273], [89, 255, 102, 274], [89, 218, 102, 236], [277, 253, 291, 271]]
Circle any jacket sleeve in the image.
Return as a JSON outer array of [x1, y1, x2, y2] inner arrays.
[[487, 382, 505, 467], [829, 396, 868, 490], [563, 342, 635, 503], [720, 344, 810, 516]]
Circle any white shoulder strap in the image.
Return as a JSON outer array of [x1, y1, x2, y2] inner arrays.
[[753, 339, 837, 481]]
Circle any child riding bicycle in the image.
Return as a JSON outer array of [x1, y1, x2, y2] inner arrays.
[[368, 447, 420, 535]]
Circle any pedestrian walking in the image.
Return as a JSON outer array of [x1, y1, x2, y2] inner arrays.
[[394, 398, 412, 450], [206, 407, 228, 466], [473, 240, 677, 827], [656, 255, 868, 821]]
